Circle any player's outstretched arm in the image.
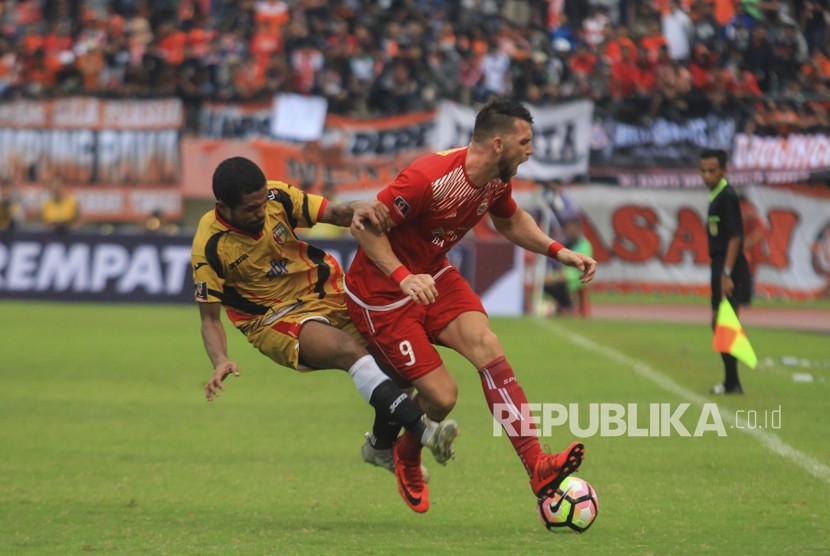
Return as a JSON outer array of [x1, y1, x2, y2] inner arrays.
[[491, 206, 597, 284], [320, 200, 392, 232], [491, 205, 562, 253], [199, 302, 241, 401]]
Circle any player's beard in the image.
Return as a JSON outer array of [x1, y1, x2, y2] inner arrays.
[[497, 159, 516, 183]]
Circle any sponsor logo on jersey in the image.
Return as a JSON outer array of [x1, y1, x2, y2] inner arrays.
[[265, 258, 289, 279], [273, 222, 288, 245], [195, 281, 208, 301], [393, 196, 411, 218], [431, 228, 445, 238], [229, 253, 249, 269], [442, 210, 457, 219]]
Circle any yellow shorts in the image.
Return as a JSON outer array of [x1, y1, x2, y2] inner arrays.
[[242, 294, 366, 370]]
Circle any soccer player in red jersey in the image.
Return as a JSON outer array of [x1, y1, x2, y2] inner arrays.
[[345, 97, 597, 513]]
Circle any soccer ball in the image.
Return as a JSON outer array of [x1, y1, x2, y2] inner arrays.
[[537, 476, 598, 533]]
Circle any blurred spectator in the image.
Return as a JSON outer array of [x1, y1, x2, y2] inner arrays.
[[0, 178, 23, 232], [289, 38, 323, 95], [603, 25, 638, 65], [41, 179, 80, 234], [650, 56, 692, 119], [370, 58, 424, 114], [479, 39, 511, 98], [569, 42, 598, 97], [543, 218, 593, 315], [537, 178, 582, 243], [641, 18, 670, 62], [661, 0, 694, 61], [690, 0, 723, 53], [581, 4, 611, 49], [799, 0, 829, 53], [144, 209, 180, 235]]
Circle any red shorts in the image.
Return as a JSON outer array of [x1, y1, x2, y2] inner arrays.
[[346, 267, 486, 381]]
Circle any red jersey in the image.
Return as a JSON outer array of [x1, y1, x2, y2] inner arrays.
[[346, 147, 517, 305]]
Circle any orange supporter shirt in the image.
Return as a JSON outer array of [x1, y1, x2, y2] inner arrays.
[[570, 52, 597, 76], [810, 52, 830, 79], [634, 64, 657, 94], [159, 30, 187, 65], [234, 62, 266, 97], [188, 27, 216, 58], [609, 59, 637, 97], [20, 33, 43, 55], [250, 31, 282, 70], [714, 0, 737, 26], [604, 36, 638, 64], [43, 33, 72, 54], [641, 34, 668, 62]]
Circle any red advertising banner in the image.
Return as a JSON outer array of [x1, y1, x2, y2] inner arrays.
[[568, 185, 830, 299]]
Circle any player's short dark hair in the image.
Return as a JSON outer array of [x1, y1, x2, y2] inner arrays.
[[472, 97, 533, 143], [212, 157, 267, 207], [700, 149, 728, 169]]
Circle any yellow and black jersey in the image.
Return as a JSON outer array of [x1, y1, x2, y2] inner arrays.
[[191, 180, 345, 327]]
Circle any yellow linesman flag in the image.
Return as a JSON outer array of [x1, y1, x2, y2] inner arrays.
[[712, 298, 758, 368]]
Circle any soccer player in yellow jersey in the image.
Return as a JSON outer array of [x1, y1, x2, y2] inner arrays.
[[192, 157, 458, 481]]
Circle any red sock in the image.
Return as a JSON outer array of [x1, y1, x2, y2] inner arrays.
[[396, 429, 422, 462], [479, 356, 542, 477]]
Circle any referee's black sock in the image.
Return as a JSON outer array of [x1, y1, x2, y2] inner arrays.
[[721, 353, 741, 390]]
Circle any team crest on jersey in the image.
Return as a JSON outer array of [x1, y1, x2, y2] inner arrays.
[[194, 281, 208, 301], [393, 196, 411, 218], [273, 223, 288, 245], [477, 200, 489, 215], [708, 216, 719, 237], [431, 228, 445, 238]]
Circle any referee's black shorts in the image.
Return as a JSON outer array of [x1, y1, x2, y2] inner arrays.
[[710, 255, 753, 311]]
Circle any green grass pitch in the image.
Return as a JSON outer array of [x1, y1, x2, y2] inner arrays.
[[1, 301, 828, 555]]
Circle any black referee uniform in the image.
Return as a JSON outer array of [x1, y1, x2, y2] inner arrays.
[[707, 178, 752, 393], [707, 179, 752, 311]]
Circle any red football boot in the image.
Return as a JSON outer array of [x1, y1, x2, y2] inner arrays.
[[392, 440, 430, 513], [530, 441, 585, 498]]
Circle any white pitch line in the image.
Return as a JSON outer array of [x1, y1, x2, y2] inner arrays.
[[533, 318, 830, 486]]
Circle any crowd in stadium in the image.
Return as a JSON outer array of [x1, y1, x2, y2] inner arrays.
[[1, 0, 829, 130]]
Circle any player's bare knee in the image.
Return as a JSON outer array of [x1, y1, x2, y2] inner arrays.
[[432, 385, 458, 419], [469, 329, 503, 359]]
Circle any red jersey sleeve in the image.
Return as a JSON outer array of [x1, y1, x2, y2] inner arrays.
[[377, 165, 432, 224], [488, 182, 518, 219]]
